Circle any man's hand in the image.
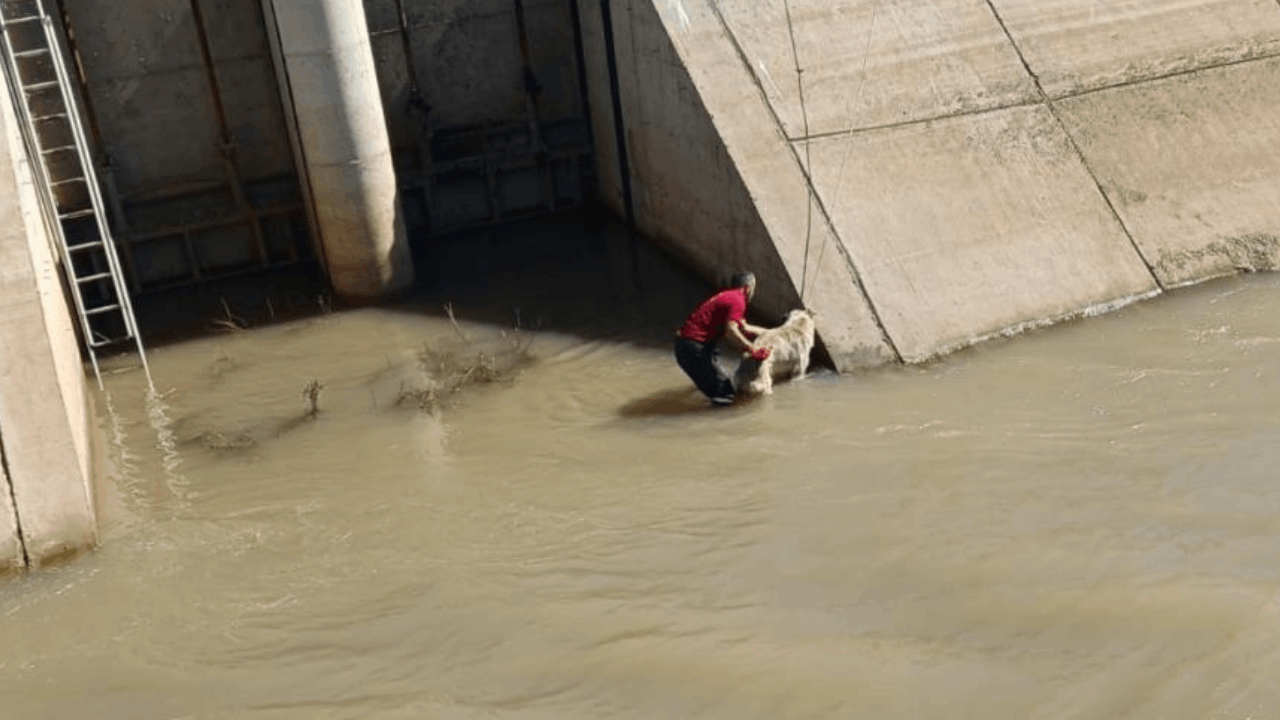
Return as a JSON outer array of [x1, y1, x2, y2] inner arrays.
[[746, 346, 771, 362], [725, 319, 755, 353]]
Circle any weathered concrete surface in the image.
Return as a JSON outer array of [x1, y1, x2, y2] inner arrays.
[[0, 441, 22, 572], [574, 0, 621, 213], [365, 0, 582, 136], [63, 0, 294, 193], [1057, 58, 1280, 288], [0, 66, 92, 489], [579, 0, 1280, 366], [991, 0, 1280, 99], [719, 0, 1038, 137], [0, 68, 97, 567], [577, 0, 895, 369], [57, 0, 313, 291], [805, 106, 1159, 361], [0, 145, 31, 574], [268, 0, 414, 301]]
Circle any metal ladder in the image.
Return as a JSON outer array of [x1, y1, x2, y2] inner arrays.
[[0, 0, 150, 390]]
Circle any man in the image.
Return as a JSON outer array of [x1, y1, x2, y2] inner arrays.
[[674, 271, 771, 405]]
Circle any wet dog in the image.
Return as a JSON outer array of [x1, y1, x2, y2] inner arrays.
[[733, 309, 816, 396]]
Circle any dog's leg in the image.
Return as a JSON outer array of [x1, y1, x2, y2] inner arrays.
[[797, 352, 809, 379]]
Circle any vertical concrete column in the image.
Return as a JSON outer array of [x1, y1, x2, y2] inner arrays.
[[266, 0, 414, 301]]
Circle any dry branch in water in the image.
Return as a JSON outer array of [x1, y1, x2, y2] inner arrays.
[[395, 382, 440, 413], [394, 306, 536, 414], [303, 379, 323, 417], [194, 428, 256, 452], [211, 297, 247, 332], [444, 302, 470, 343]]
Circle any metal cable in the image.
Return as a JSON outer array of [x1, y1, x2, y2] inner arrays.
[[782, 0, 814, 301], [808, 0, 879, 304]]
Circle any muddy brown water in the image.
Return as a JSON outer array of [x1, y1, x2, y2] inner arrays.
[[4, 269, 1280, 719]]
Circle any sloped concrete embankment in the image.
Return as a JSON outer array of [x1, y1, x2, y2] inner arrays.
[[577, 0, 1280, 369], [0, 61, 96, 572]]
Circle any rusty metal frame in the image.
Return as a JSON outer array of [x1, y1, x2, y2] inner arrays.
[[188, 0, 270, 268], [125, 203, 307, 293], [406, 129, 591, 235], [46, 0, 317, 296]]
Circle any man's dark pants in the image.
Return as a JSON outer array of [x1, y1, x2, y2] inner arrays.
[[674, 337, 734, 402]]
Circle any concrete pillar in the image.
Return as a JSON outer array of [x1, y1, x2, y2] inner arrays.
[[265, 0, 414, 301]]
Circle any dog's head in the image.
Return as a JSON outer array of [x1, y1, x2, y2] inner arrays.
[[785, 308, 816, 330]]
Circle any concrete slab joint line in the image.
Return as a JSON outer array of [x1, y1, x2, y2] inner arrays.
[[779, 51, 1280, 146], [977, 0, 1165, 293], [703, 0, 903, 363], [0, 423, 29, 570]]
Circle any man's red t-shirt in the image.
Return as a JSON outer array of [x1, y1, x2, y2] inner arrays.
[[677, 287, 748, 343]]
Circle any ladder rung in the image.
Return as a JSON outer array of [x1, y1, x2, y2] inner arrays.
[[50, 176, 85, 186], [1, 17, 44, 28], [76, 271, 113, 284], [89, 334, 131, 349], [12, 47, 50, 59], [84, 303, 121, 317], [22, 80, 59, 92], [31, 112, 67, 122], [66, 240, 103, 253], [41, 144, 77, 154], [59, 208, 95, 220]]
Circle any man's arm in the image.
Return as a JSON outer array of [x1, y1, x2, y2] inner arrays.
[[738, 320, 768, 337], [724, 321, 757, 353]]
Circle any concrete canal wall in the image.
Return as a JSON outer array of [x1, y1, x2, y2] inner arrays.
[[576, 0, 1280, 369], [5, 0, 1280, 567], [0, 58, 95, 572]]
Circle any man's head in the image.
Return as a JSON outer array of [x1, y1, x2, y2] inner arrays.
[[730, 271, 757, 301]]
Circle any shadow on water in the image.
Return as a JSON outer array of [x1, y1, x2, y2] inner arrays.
[[616, 386, 712, 418], [616, 384, 778, 419], [115, 203, 794, 421], [397, 203, 715, 348]]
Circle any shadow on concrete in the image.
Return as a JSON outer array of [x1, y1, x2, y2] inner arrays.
[[126, 263, 330, 350], [113, 203, 838, 419], [396, 202, 716, 350], [121, 203, 722, 355]]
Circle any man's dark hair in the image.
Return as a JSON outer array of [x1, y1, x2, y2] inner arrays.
[[730, 271, 756, 289]]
